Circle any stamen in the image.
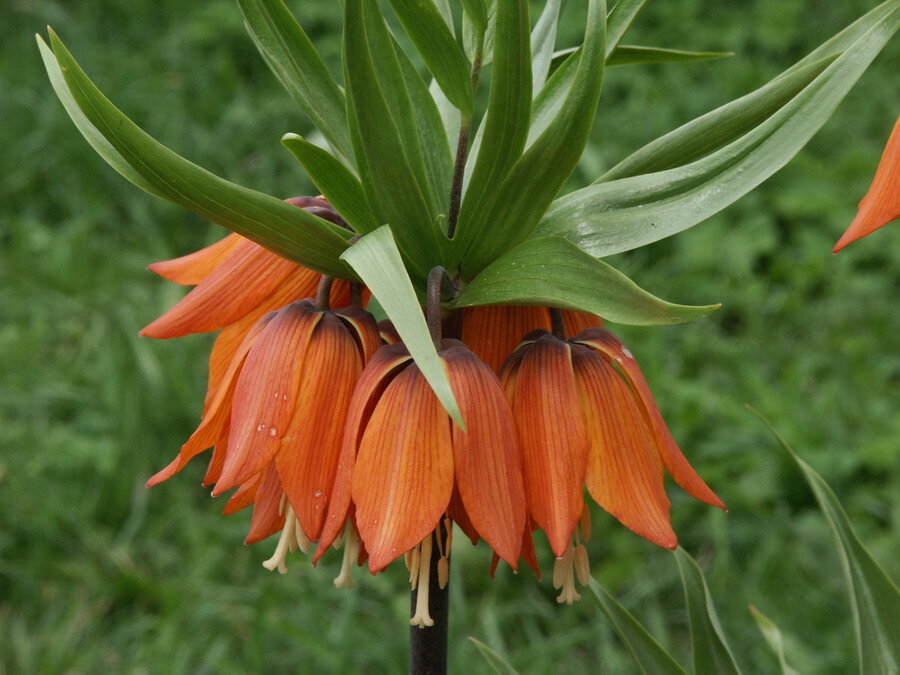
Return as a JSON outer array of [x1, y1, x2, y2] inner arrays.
[[552, 541, 582, 604], [333, 521, 360, 589], [262, 501, 308, 573], [409, 545, 421, 588], [409, 536, 435, 628], [574, 543, 591, 586]]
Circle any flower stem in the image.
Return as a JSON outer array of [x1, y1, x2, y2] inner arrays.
[[549, 307, 567, 340], [408, 528, 450, 675], [316, 275, 334, 311], [427, 266, 452, 350], [446, 56, 482, 240]]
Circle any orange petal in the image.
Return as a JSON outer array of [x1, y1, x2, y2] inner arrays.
[[447, 483, 479, 545], [834, 116, 899, 252], [573, 328, 725, 510], [334, 307, 382, 362], [148, 233, 243, 285], [145, 316, 271, 487], [490, 519, 541, 580], [202, 424, 230, 487], [275, 314, 363, 540], [245, 464, 286, 544], [314, 343, 412, 561], [222, 471, 260, 515], [462, 306, 552, 373], [213, 302, 323, 493], [503, 334, 588, 557], [443, 340, 525, 567], [351, 363, 454, 572], [561, 310, 603, 335], [572, 346, 676, 549], [378, 320, 401, 345], [141, 240, 311, 338]]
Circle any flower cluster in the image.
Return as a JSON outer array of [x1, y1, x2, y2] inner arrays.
[[145, 199, 723, 619]]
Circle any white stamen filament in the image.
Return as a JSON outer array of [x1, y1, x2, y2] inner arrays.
[[409, 535, 435, 628], [262, 501, 308, 574], [333, 521, 359, 589], [552, 541, 582, 604]]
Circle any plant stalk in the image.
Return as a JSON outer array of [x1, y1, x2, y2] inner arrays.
[[408, 528, 450, 675], [446, 56, 483, 240]]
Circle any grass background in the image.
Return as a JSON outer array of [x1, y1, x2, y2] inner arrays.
[[1, 0, 897, 672]]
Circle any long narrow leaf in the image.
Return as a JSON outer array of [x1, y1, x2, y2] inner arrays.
[[750, 409, 900, 675], [343, 0, 445, 280], [42, 31, 352, 277], [237, 0, 353, 163], [455, 0, 606, 276], [341, 227, 464, 428], [388, 0, 473, 115], [608, 45, 732, 68], [537, 5, 899, 257], [674, 548, 743, 675], [530, 0, 563, 93], [468, 637, 520, 675], [454, 0, 532, 246], [449, 236, 718, 326], [589, 580, 689, 675], [748, 606, 800, 675], [606, 0, 649, 56], [281, 134, 380, 234]]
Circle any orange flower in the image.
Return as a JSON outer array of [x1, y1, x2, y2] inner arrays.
[[834, 116, 899, 253], [500, 327, 724, 603], [462, 305, 603, 372], [316, 339, 526, 624]]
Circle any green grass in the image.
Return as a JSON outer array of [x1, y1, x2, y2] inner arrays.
[[1, 0, 897, 672]]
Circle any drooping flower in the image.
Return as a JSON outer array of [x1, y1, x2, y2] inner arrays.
[[833, 116, 899, 252], [316, 339, 526, 625], [500, 327, 724, 603]]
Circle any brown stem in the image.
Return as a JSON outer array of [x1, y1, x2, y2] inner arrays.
[[350, 282, 363, 308], [316, 275, 334, 311], [427, 267, 447, 350], [445, 56, 482, 240], [549, 307, 567, 340], [408, 525, 450, 675]]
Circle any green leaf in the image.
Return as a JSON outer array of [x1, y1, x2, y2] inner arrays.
[[454, 0, 532, 248], [454, 0, 606, 277], [341, 227, 464, 428], [387, 0, 474, 115], [41, 30, 351, 277], [537, 3, 899, 257], [607, 45, 732, 68], [750, 409, 900, 675], [236, 0, 353, 164], [674, 548, 743, 675], [606, 0, 649, 56], [449, 236, 718, 326], [530, 0, 563, 93], [748, 606, 800, 675], [589, 580, 689, 675], [343, 0, 448, 280], [37, 35, 165, 200], [468, 637, 520, 675], [281, 134, 380, 235]]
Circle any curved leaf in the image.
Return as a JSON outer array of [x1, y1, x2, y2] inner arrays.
[[606, 0, 649, 56], [607, 45, 732, 68], [748, 606, 800, 675], [388, 0, 473, 115], [341, 227, 464, 428], [674, 547, 743, 675], [589, 580, 689, 675], [537, 4, 899, 257], [468, 637, 520, 675], [449, 236, 718, 326], [281, 134, 380, 234], [751, 409, 900, 675], [530, 0, 563, 93], [41, 30, 352, 277], [236, 0, 352, 163]]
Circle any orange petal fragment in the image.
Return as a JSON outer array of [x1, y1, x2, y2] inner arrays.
[[573, 328, 725, 510], [276, 314, 362, 540], [572, 346, 676, 549], [245, 464, 286, 544], [561, 310, 603, 336], [148, 233, 243, 285], [462, 306, 552, 373], [504, 335, 588, 557], [351, 363, 454, 573], [444, 340, 525, 568], [834, 116, 899, 253]]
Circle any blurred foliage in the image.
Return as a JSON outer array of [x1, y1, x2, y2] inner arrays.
[[1, 0, 897, 672]]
